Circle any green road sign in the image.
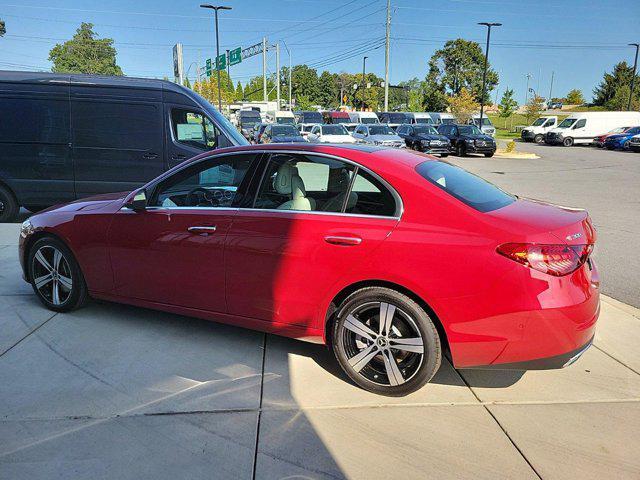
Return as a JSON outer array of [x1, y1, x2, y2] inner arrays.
[[215, 53, 226, 71], [229, 47, 242, 66], [205, 58, 212, 77]]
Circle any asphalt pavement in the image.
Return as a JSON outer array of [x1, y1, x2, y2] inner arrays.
[[448, 141, 640, 308]]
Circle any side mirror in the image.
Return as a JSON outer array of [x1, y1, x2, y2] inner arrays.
[[125, 189, 148, 211]]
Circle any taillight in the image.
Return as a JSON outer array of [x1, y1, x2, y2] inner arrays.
[[497, 243, 593, 277]]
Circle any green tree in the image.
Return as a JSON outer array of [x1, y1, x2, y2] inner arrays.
[[447, 88, 479, 123], [290, 64, 321, 105], [48, 23, 123, 75], [593, 61, 639, 107], [607, 84, 640, 111], [565, 89, 584, 105], [193, 70, 235, 106], [183, 77, 191, 89], [0, 19, 6, 37], [317, 70, 339, 108], [235, 81, 244, 101], [425, 39, 499, 104], [497, 88, 518, 118], [524, 95, 545, 123]]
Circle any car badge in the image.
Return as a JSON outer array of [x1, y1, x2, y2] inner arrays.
[[566, 232, 582, 241]]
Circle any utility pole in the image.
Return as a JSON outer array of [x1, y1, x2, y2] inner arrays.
[[200, 4, 231, 112], [276, 43, 281, 110], [478, 22, 501, 131], [548, 71, 555, 104], [262, 37, 268, 102], [383, 0, 391, 111], [628, 43, 639, 111], [525, 73, 531, 105], [226, 48, 230, 93], [361, 56, 368, 111], [281, 41, 292, 111]]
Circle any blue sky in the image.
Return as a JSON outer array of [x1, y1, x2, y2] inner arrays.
[[1, 0, 639, 104]]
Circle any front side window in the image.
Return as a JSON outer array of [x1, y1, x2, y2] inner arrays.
[[573, 119, 586, 129], [171, 109, 220, 150], [152, 154, 256, 208], [532, 118, 546, 126], [413, 126, 438, 135], [558, 118, 576, 128], [459, 125, 482, 136], [416, 161, 514, 213]]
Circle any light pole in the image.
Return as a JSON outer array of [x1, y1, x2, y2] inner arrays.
[[361, 56, 368, 111], [628, 43, 639, 111], [200, 4, 231, 112], [478, 22, 501, 131], [281, 40, 292, 111]]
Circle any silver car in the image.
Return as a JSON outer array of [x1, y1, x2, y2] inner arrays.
[[352, 124, 405, 148]]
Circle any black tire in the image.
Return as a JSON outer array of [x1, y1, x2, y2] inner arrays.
[[332, 287, 441, 396], [0, 184, 19, 223], [484, 152, 494, 158], [563, 137, 574, 147], [440, 153, 449, 158], [27, 236, 88, 312], [534, 134, 544, 143]]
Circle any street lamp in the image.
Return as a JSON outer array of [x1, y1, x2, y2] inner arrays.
[[477, 22, 501, 131], [628, 43, 639, 111], [361, 56, 368, 111], [200, 4, 232, 112]]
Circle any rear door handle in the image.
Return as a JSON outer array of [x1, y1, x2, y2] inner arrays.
[[188, 225, 217, 235], [324, 235, 362, 246], [171, 154, 186, 160]]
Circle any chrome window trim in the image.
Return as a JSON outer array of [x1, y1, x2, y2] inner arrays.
[[141, 148, 404, 219]]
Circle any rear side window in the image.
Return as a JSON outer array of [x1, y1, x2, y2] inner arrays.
[[416, 161, 514, 213]]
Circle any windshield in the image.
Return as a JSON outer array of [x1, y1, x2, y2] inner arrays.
[[322, 125, 348, 135], [301, 112, 322, 123], [369, 125, 395, 135], [416, 117, 433, 124], [272, 125, 299, 136], [413, 125, 439, 135], [388, 113, 408, 123], [417, 161, 515, 213], [276, 116, 295, 125], [441, 118, 456, 125], [459, 125, 482, 136], [558, 118, 576, 128], [361, 117, 378, 124], [532, 118, 547, 126], [191, 90, 247, 145]]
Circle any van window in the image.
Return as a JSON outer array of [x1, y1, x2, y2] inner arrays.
[[573, 119, 586, 129], [72, 101, 159, 149], [171, 109, 220, 150], [0, 98, 69, 144], [361, 116, 378, 124], [558, 118, 576, 128]]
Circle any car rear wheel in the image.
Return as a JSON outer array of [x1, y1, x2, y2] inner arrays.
[[563, 137, 574, 147], [440, 153, 449, 158], [332, 287, 441, 396], [28, 237, 88, 312], [534, 134, 544, 143], [0, 185, 19, 223]]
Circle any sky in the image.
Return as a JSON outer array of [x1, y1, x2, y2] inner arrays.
[[1, 0, 639, 105]]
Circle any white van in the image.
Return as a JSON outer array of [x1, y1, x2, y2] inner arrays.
[[429, 112, 456, 125], [545, 111, 640, 146], [405, 112, 434, 125], [521, 116, 558, 143], [266, 110, 297, 125], [469, 114, 496, 137], [348, 111, 380, 124]]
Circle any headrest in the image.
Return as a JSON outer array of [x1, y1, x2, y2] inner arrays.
[[274, 163, 306, 198]]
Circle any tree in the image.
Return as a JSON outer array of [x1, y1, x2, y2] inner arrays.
[[524, 95, 545, 123], [193, 70, 235, 106], [593, 61, 639, 107], [183, 77, 191, 89], [447, 88, 478, 123], [235, 81, 244, 101], [424, 38, 499, 105], [565, 89, 584, 105], [0, 19, 6, 37], [497, 88, 518, 118], [317, 70, 339, 108], [607, 84, 640, 111], [48, 23, 123, 75]]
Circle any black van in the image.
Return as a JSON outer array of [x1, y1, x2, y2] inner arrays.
[[0, 71, 247, 222]]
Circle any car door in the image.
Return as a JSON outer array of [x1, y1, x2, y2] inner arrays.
[[107, 152, 261, 311], [224, 152, 400, 329]]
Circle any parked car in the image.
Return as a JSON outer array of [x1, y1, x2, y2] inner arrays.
[[296, 123, 320, 140], [252, 123, 268, 144], [294, 110, 323, 125], [348, 111, 380, 124], [377, 112, 409, 131], [521, 116, 558, 143], [428, 112, 456, 126], [593, 126, 633, 148], [396, 124, 450, 156], [628, 134, 640, 152], [544, 112, 640, 147], [237, 110, 262, 141], [0, 71, 246, 223], [266, 110, 296, 125], [260, 124, 306, 143], [19, 144, 600, 396], [603, 126, 640, 150], [352, 124, 405, 147], [306, 124, 356, 144], [437, 124, 497, 157], [468, 114, 496, 137], [322, 111, 351, 125], [548, 101, 563, 110]]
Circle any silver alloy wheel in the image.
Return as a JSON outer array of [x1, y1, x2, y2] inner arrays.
[[341, 301, 424, 386], [32, 245, 73, 306]]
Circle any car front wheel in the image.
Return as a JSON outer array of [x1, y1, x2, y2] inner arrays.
[[28, 236, 88, 312], [332, 287, 441, 396]]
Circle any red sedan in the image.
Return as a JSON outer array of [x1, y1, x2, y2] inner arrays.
[[18, 144, 599, 396]]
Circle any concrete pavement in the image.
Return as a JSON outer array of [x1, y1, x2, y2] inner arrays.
[[1, 224, 639, 479]]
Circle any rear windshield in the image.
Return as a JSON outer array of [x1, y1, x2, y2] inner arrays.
[[416, 161, 515, 212], [272, 125, 299, 136]]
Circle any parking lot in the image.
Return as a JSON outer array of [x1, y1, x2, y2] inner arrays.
[[1, 145, 640, 479]]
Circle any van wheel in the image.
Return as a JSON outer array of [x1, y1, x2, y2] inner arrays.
[[0, 185, 19, 223], [534, 134, 544, 143], [332, 287, 441, 396], [563, 137, 574, 147]]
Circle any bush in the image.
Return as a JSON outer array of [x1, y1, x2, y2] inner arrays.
[[506, 140, 516, 153]]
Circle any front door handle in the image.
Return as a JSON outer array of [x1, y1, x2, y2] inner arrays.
[[143, 152, 159, 159], [171, 154, 186, 160], [188, 226, 217, 235], [324, 235, 362, 246]]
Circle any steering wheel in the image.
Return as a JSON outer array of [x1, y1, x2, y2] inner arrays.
[[185, 187, 218, 207]]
